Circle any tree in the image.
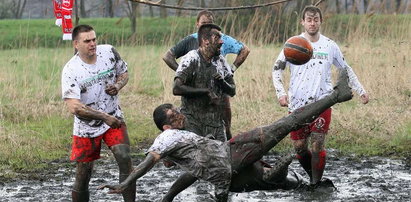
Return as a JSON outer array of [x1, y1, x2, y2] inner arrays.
[[79, 0, 87, 18], [176, 0, 185, 17], [105, 0, 114, 17], [122, 0, 140, 34], [74, 0, 80, 25], [5, 0, 27, 19], [159, 0, 167, 18]]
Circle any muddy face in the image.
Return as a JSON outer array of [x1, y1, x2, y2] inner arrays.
[[168, 108, 186, 129], [208, 29, 223, 57]]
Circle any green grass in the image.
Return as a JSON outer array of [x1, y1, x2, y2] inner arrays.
[[0, 17, 196, 49], [1, 14, 411, 49]]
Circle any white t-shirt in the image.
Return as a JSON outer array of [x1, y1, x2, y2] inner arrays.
[[147, 129, 232, 190], [61, 44, 128, 138], [272, 34, 366, 112]]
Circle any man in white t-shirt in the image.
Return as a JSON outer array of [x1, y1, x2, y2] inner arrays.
[[61, 24, 135, 201], [272, 6, 369, 187], [99, 68, 354, 201]]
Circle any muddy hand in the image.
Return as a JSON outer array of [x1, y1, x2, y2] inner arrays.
[[213, 72, 224, 82], [207, 90, 219, 105], [278, 95, 289, 107], [360, 93, 369, 104], [98, 184, 126, 194], [105, 84, 119, 96], [163, 160, 176, 168], [104, 115, 123, 129]]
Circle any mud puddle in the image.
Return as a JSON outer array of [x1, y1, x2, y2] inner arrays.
[[0, 149, 410, 201]]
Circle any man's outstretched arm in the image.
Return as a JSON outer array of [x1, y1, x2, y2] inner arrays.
[[99, 152, 160, 194], [162, 50, 179, 71], [232, 45, 250, 72]]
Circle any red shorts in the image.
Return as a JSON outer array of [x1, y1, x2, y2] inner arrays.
[[70, 124, 129, 162], [290, 108, 332, 140]]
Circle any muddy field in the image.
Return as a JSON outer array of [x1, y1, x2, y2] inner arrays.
[[0, 149, 410, 202]]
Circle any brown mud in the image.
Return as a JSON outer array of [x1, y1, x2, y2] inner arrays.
[[0, 149, 410, 201]]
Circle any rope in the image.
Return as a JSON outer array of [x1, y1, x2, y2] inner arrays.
[[129, 0, 293, 11]]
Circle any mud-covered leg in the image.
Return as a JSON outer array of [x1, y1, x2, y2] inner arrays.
[[223, 96, 232, 140], [310, 132, 326, 185], [260, 69, 352, 154], [263, 153, 294, 182], [111, 144, 135, 202], [162, 173, 198, 202], [293, 139, 312, 182], [72, 162, 93, 202]]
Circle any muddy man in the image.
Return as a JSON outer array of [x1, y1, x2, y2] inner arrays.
[[61, 24, 135, 201], [99, 67, 353, 201]]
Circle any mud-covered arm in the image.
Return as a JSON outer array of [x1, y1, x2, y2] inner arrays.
[[272, 58, 289, 107], [272, 59, 287, 98], [64, 98, 122, 128], [232, 45, 250, 72], [214, 74, 236, 97], [98, 152, 160, 194], [162, 50, 179, 71], [105, 72, 129, 96], [173, 77, 211, 97]]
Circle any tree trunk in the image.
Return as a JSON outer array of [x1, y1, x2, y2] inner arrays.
[[149, 6, 154, 17], [176, 0, 185, 16], [159, 0, 167, 18], [74, 0, 80, 25], [12, 0, 27, 19], [17, 0, 27, 19], [336, 0, 340, 13], [80, 0, 87, 18], [105, 0, 114, 17], [130, 2, 138, 34]]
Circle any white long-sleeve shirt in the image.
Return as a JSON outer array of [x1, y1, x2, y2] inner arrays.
[[272, 34, 366, 112]]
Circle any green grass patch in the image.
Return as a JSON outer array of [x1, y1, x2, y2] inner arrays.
[[0, 17, 196, 49], [0, 116, 72, 172], [1, 15, 410, 49]]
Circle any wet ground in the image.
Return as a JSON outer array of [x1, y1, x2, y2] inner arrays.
[[0, 149, 410, 202]]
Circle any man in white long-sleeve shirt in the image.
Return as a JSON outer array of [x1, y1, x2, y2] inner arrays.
[[272, 6, 369, 187]]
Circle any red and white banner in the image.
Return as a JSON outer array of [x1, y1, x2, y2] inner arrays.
[[53, 0, 73, 40]]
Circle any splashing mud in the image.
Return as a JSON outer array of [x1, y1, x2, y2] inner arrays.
[[1, 149, 410, 201]]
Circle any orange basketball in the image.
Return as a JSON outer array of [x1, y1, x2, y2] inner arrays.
[[283, 36, 313, 65]]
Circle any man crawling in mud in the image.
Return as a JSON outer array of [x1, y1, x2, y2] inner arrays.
[[99, 69, 353, 201]]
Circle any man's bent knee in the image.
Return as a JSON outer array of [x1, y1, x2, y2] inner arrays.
[[310, 133, 325, 152], [293, 139, 308, 154]]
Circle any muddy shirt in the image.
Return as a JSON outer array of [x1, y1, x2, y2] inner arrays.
[[146, 129, 232, 191], [170, 33, 244, 59], [272, 34, 366, 112], [175, 50, 234, 141], [61, 45, 127, 138]]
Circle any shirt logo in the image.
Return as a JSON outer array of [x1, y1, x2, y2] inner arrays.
[[312, 52, 328, 60], [80, 68, 115, 90]]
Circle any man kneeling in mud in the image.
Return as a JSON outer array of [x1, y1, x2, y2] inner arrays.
[[99, 69, 353, 201]]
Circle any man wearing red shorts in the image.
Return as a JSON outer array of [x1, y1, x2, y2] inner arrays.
[[272, 6, 369, 186], [61, 24, 135, 201]]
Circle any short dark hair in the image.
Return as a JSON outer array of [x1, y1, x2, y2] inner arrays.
[[72, 24, 94, 40], [302, 6, 322, 22], [197, 23, 222, 46], [153, 103, 173, 131], [196, 10, 214, 22]]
